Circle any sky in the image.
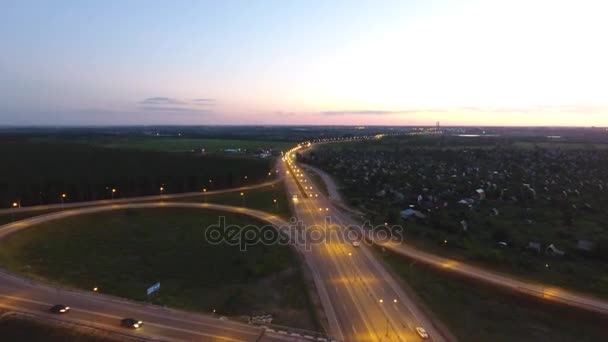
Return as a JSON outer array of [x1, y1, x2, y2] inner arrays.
[[1, 0, 607, 126]]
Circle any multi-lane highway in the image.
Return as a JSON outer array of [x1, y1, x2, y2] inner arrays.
[[282, 147, 448, 342]]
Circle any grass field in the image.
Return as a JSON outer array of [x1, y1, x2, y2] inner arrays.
[[0, 209, 60, 227], [0, 208, 319, 330], [170, 182, 293, 219], [378, 247, 608, 341], [98, 137, 295, 153], [0, 141, 274, 206], [0, 314, 120, 342]]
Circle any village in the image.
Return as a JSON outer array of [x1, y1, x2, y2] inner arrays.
[[301, 136, 608, 295]]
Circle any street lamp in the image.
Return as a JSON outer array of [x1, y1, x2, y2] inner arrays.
[[159, 187, 164, 200], [273, 198, 278, 211], [60, 193, 67, 208], [203, 188, 207, 202], [10, 201, 20, 222], [111, 188, 116, 200], [240, 192, 245, 206]]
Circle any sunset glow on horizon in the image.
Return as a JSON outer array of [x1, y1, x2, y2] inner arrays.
[[1, 0, 607, 126]]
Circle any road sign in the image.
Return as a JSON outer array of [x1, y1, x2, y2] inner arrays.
[[147, 282, 160, 295]]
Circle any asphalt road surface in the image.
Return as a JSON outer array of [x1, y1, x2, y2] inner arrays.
[[282, 149, 447, 342]]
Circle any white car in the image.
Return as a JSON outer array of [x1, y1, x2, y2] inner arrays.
[[415, 327, 429, 339], [352, 241, 361, 247]]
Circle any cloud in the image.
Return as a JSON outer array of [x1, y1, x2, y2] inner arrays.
[[140, 106, 210, 113], [192, 98, 216, 106], [137, 96, 216, 114], [139, 97, 185, 105]]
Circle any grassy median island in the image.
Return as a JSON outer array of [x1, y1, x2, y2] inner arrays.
[[170, 182, 293, 220], [0, 208, 319, 330], [378, 247, 608, 342]]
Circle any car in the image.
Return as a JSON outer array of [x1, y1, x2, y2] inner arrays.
[[415, 327, 429, 339], [352, 241, 361, 247], [49, 304, 70, 314], [121, 318, 143, 329]]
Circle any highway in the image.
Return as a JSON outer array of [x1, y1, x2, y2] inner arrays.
[[0, 202, 332, 342], [5, 137, 608, 341], [282, 147, 448, 342]]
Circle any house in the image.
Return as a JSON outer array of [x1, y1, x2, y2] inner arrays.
[[400, 209, 426, 220], [460, 220, 468, 232], [527, 242, 541, 253], [458, 198, 474, 205], [546, 244, 565, 256], [576, 240, 595, 252]]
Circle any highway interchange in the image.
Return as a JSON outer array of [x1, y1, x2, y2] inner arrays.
[[1, 137, 608, 341]]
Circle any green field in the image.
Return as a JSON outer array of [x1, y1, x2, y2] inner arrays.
[[0, 141, 274, 207], [170, 182, 293, 219], [0, 208, 319, 330], [0, 314, 120, 342], [378, 247, 608, 342], [98, 137, 295, 153], [0, 209, 60, 227]]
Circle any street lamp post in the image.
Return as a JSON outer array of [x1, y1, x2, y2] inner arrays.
[[11, 201, 19, 221], [60, 193, 66, 208], [203, 188, 207, 202], [240, 192, 245, 206], [111, 188, 116, 200], [273, 198, 278, 211], [159, 187, 164, 201]]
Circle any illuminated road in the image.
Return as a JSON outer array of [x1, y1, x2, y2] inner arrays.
[[0, 202, 331, 342], [294, 141, 608, 319], [0, 179, 281, 216], [282, 146, 448, 342]]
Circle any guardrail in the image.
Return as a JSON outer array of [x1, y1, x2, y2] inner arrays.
[[253, 321, 339, 342]]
